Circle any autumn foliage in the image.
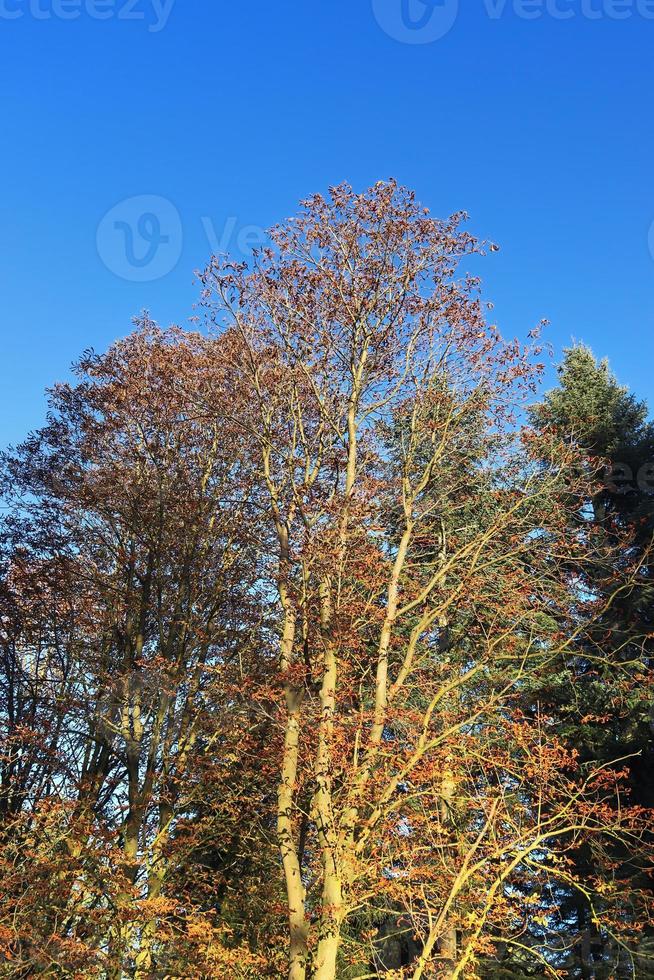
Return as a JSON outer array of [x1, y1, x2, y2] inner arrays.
[[0, 182, 652, 978]]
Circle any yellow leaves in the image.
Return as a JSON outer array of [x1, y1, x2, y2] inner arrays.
[[185, 916, 216, 943], [139, 896, 179, 918], [463, 911, 483, 930]]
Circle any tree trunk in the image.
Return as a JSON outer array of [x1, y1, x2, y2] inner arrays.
[[279, 696, 309, 980]]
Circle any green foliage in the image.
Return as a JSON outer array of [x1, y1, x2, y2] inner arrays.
[[531, 344, 650, 458]]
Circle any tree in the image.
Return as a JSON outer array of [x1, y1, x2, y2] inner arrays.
[[0, 185, 651, 979], [201, 181, 653, 979], [526, 346, 654, 977], [0, 323, 277, 977]]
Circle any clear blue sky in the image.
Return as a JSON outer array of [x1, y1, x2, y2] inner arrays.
[[1, 0, 653, 446]]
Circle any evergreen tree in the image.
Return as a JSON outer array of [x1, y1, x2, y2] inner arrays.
[[526, 346, 654, 977]]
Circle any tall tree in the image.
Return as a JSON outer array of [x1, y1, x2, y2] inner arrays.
[[202, 182, 653, 979], [530, 346, 654, 798], [0, 188, 652, 980], [526, 346, 654, 978], [0, 323, 276, 977]]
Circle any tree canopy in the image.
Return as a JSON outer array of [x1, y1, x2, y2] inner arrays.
[[0, 183, 652, 979]]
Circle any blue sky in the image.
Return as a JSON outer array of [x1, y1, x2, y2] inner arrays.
[[1, 0, 653, 446]]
